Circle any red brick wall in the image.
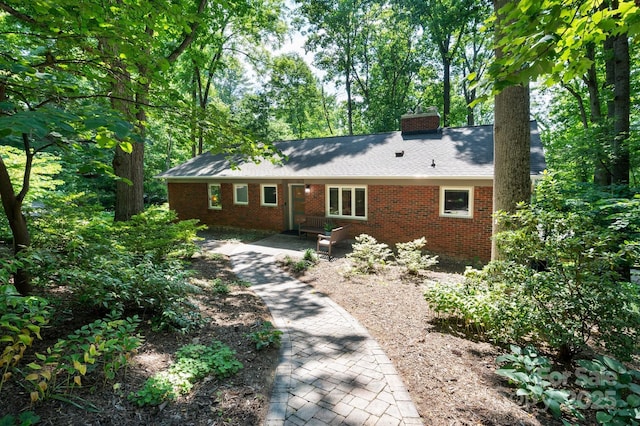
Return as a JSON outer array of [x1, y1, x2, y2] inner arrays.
[[167, 182, 285, 230], [400, 113, 440, 134], [168, 181, 493, 262], [321, 185, 492, 262]]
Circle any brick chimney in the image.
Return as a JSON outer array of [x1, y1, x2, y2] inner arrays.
[[400, 107, 440, 135]]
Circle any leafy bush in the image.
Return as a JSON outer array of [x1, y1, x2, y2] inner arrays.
[[23, 314, 142, 403], [425, 177, 640, 361], [496, 345, 575, 419], [0, 285, 50, 391], [247, 321, 283, 350], [128, 341, 243, 406], [26, 195, 205, 331], [112, 206, 204, 261], [281, 249, 317, 273], [497, 345, 640, 424], [0, 411, 40, 426], [347, 234, 392, 274], [395, 237, 438, 275]]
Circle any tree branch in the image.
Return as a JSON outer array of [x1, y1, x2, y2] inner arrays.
[[166, 0, 207, 63], [0, 1, 36, 25]]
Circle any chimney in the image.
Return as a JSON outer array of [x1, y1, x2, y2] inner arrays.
[[400, 106, 440, 135]]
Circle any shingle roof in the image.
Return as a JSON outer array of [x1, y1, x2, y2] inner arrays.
[[158, 122, 545, 180]]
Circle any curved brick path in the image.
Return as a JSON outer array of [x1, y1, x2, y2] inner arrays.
[[207, 235, 423, 426]]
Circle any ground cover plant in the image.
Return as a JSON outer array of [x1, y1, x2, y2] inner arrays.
[[1, 213, 279, 425]]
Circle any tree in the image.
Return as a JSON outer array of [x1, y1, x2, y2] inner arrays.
[[267, 53, 326, 138], [483, 0, 639, 187], [0, 0, 208, 221], [457, 1, 492, 125], [352, 6, 423, 132], [402, 0, 483, 127], [0, 15, 132, 294], [295, 0, 373, 135], [491, 0, 531, 260]]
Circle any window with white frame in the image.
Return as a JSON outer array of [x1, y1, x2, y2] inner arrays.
[[440, 186, 473, 218], [234, 184, 248, 205], [261, 184, 278, 206], [208, 184, 222, 210], [327, 185, 367, 219]]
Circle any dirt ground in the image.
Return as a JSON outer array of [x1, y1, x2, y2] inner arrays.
[[290, 255, 562, 426], [2, 232, 562, 425], [1, 250, 279, 426]]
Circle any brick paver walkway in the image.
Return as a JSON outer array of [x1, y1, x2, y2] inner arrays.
[[220, 237, 423, 426]]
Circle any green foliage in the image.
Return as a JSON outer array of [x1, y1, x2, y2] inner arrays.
[[346, 234, 393, 274], [0, 285, 50, 390], [212, 279, 230, 295], [303, 248, 318, 264], [575, 356, 640, 425], [496, 345, 574, 419], [26, 196, 204, 332], [128, 341, 243, 406], [112, 206, 204, 261], [497, 345, 640, 424], [425, 176, 640, 361], [395, 237, 438, 275], [246, 321, 283, 350], [23, 315, 142, 403], [281, 250, 317, 273], [0, 411, 40, 426]]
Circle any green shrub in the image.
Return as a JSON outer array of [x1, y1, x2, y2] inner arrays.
[[282, 250, 317, 273], [303, 248, 318, 264], [128, 341, 243, 406], [426, 177, 640, 361], [0, 411, 40, 426], [0, 285, 50, 391], [395, 237, 438, 275], [27, 197, 204, 332], [496, 345, 640, 424], [23, 314, 142, 403], [211, 279, 230, 295], [347, 234, 392, 274], [246, 321, 283, 350]]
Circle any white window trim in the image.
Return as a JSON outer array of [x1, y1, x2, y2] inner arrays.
[[260, 184, 278, 206], [233, 183, 249, 205], [440, 186, 474, 218], [208, 183, 222, 210], [326, 185, 368, 220]]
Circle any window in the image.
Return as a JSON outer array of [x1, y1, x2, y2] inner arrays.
[[234, 184, 248, 205], [208, 184, 222, 210], [261, 184, 278, 206], [327, 185, 367, 219], [440, 187, 473, 218]]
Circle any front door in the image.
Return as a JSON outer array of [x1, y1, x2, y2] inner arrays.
[[290, 184, 306, 230]]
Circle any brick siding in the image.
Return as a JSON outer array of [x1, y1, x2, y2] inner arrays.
[[400, 113, 440, 134], [167, 182, 285, 230], [168, 182, 493, 262]]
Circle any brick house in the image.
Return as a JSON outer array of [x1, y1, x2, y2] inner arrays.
[[158, 111, 545, 261]]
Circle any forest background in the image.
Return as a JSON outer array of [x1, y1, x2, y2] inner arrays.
[[1, 0, 640, 424]]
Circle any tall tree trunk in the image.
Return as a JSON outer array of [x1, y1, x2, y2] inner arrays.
[[442, 54, 451, 127], [492, 0, 531, 260], [345, 45, 354, 136], [611, 33, 630, 185]]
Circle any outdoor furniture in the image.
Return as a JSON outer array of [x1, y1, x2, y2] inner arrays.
[[316, 226, 349, 259], [298, 216, 331, 238]]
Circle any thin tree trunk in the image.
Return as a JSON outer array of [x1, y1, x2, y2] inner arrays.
[[442, 54, 451, 127], [0, 144, 32, 295]]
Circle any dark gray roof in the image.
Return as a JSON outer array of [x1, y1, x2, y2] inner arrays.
[[158, 122, 545, 180]]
